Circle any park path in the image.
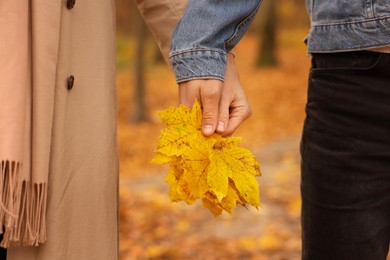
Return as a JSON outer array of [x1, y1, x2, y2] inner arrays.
[[120, 136, 302, 260]]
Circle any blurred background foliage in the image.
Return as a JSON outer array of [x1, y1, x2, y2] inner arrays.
[[117, 1, 312, 259]]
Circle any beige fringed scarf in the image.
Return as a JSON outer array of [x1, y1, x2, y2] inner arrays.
[[0, 0, 47, 247]]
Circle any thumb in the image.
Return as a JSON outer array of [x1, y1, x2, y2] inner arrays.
[[200, 81, 223, 136]]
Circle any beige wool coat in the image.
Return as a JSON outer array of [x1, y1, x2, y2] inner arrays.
[[7, 0, 187, 259]]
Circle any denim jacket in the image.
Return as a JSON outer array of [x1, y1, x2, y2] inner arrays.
[[169, 0, 262, 83], [306, 0, 390, 53]]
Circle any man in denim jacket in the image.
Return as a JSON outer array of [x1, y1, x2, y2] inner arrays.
[[171, 0, 390, 259]]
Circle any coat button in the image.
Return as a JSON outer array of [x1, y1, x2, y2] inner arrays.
[[67, 75, 75, 90], [67, 0, 76, 9]]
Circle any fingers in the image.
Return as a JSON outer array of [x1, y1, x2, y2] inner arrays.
[[223, 99, 252, 137], [216, 95, 231, 134], [216, 52, 252, 136], [177, 52, 252, 137], [178, 79, 223, 136], [199, 80, 223, 136], [215, 53, 237, 135]]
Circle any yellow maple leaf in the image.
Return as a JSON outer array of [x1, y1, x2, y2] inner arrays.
[[209, 137, 261, 207], [153, 100, 261, 217], [202, 181, 245, 214]]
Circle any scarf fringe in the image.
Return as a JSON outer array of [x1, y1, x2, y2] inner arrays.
[[0, 160, 47, 248]]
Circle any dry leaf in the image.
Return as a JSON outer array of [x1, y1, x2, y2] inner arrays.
[[153, 100, 261, 216]]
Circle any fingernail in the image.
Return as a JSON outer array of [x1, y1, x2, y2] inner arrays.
[[203, 125, 214, 135], [217, 121, 225, 132]]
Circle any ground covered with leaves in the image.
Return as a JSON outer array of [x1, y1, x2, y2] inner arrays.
[[120, 139, 301, 259], [118, 31, 310, 259]]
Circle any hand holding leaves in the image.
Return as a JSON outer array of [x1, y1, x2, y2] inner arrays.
[[178, 53, 252, 137], [153, 100, 261, 217]]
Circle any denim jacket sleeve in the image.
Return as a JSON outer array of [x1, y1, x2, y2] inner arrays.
[[169, 0, 262, 83]]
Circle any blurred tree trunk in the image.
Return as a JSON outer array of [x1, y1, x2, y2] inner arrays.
[[256, 0, 278, 67], [132, 12, 148, 122], [116, 0, 136, 35]]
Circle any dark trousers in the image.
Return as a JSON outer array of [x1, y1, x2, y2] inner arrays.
[[301, 51, 390, 259]]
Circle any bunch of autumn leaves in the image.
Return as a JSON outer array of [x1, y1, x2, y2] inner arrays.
[[153, 101, 261, 217]]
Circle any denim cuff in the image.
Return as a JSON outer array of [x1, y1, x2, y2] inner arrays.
[[169, 49, 227, 83]]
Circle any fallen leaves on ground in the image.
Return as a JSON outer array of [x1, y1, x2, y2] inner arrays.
[[119, 152, 303, 260], [153, 100, 261, 216]]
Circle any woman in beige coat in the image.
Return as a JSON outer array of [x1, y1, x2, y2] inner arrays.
[[1, 0, 255, 259], [1, 0, 187, 259]]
